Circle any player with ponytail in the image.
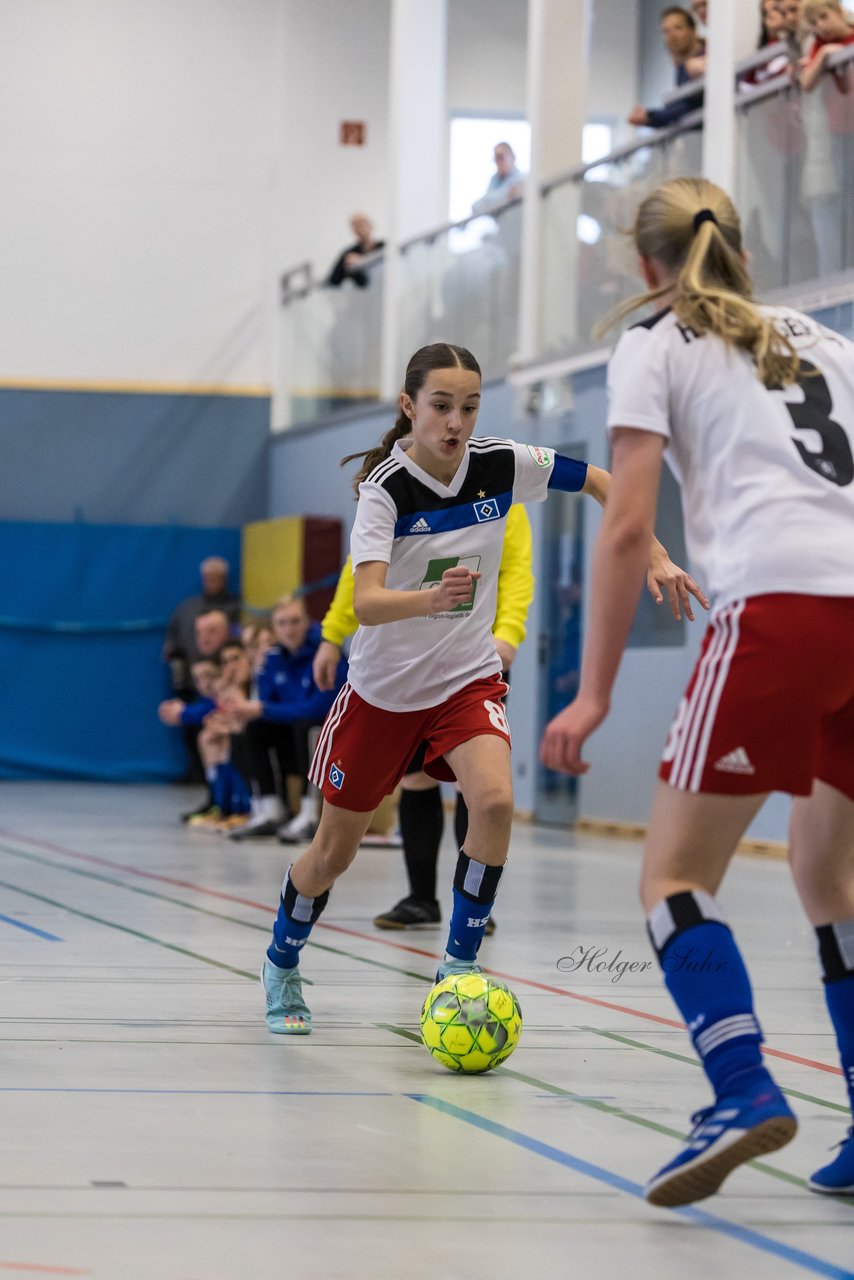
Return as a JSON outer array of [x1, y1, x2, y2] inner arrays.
[[545, 177, 854, 1206]]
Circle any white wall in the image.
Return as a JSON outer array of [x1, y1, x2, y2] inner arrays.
[[588, 0, 640, 148], [276, 0, 390, 280], [447, 0, 528, 115], [0, 0, 280, 386]]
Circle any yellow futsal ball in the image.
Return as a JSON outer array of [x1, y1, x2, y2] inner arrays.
[[420, 970, 523, 1073]]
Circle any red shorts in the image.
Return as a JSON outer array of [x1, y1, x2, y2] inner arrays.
[[660, 594, 854, 799], [308, 675, 510, 812]]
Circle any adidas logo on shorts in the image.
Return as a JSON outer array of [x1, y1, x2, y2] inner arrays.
[[713, 746, 755, 775], [410, 517, 430, 533]]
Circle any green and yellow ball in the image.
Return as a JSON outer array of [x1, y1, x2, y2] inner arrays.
[[420, 970, 523, 1073]]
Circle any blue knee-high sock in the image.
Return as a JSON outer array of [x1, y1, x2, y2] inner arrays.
[[211, 764, 229, 814], [648, 891, 771, 1100], [445, 851, 504, 962], [267, 867, 329, 970], [817, 922, 854, 1115]]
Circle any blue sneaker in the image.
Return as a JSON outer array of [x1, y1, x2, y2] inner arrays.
[[808, 1126, 854, 1195], [260, 959, 311, 1035], [645, 1087, 797, 1207], [435, 958, 484, 984]]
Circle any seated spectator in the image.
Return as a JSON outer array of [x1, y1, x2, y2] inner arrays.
[[192, 642, 254, 831], [241, 620, 275, 676], [158, 658, 220, 821], [471, 142, 525, 217], [628, 7, 706, 129], [799, 0, 854, 91], [219, 595, 347, 841], [327, 213, 385, 288], [163, 557, 241, 695]]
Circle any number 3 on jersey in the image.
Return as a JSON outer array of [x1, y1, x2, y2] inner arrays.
[[767, 359, 854, 487], [484, 699, 510, 738]]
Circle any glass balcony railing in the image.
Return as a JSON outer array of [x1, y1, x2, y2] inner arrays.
[[275, 44, 854, 430], [540, 116, 703, 359], [278, 258, 383, 427]]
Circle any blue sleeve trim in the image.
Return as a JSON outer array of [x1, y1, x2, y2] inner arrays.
[[548, 455, 588, 493]]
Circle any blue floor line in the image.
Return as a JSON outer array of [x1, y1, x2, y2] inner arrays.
[[408, 1094, 854, 1280], [0, 912, 62, 941]]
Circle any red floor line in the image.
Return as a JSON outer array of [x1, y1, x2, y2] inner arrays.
[[0, 827, 842, 1078], [0, 1266, 90, 1276]]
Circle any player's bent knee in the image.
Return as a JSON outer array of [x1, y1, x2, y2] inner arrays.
[[468, 786, 514, 831]]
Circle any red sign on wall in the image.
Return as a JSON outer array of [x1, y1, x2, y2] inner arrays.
[[339, 121, 367, 146]]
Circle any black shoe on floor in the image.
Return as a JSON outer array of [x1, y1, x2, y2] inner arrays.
[[180, 797, 215, 824], [373, 896, 441, 930], [228, 817, 281, 841]]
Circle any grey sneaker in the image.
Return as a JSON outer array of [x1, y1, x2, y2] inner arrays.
[[435, 958, 484, 983], [260, 959, 312, 1034]]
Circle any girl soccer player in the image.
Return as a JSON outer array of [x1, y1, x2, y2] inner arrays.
[[261, 341, 705, 1037], [542, 177, 854, 1206]]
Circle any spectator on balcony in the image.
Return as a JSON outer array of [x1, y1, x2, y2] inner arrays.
[[690, 0, 708, 31], [799, 0, 854, 92], [780, 0, 806, 54], [327, 213, 385, 289], [741, 1, 793, 85], [798, 0, 854, 276], [628, 7, 706, 130], [471, 142, 525, 216]]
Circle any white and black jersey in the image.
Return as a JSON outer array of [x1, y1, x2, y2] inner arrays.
[[607, 305, 854, 608], [348, 437, 574, 711]]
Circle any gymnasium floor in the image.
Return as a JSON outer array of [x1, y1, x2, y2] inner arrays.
[[1, 782, 852, 1280]]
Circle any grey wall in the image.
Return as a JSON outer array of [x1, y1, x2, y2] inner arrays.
[[1, 388, 270, 527]]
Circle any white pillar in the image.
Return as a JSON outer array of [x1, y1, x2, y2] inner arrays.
[[701, 0, 738, 191], [380, 0, 448, 401], [517, 0, 592, 365]]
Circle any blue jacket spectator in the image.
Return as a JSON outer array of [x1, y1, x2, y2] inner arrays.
[[257, 621, 347, 723], [628, 7, 705, 130]]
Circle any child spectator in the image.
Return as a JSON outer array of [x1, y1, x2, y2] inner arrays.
[[220, 596, 347, 840]]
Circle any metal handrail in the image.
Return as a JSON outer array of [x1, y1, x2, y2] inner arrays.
[[279, 42, 854, 314], [662, 38, 789, 105]]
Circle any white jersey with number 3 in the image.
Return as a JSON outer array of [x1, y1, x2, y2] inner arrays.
[[606, 305, 854, 607]]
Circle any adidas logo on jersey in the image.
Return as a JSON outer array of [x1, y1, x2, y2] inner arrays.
[[713, 747, 755, 775], [410, 517, 430, 533]]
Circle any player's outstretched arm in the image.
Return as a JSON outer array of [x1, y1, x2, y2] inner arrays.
[[580, 462, 708, 621]]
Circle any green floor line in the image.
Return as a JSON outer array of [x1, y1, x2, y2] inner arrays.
[[378, 1022, 807, 1191], [0, 842, 273, 933], [0, 878, 259, 982], [582, 1026, 851, 1114]]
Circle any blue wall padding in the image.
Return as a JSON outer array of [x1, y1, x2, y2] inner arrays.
[[0, 521, 240, 781]]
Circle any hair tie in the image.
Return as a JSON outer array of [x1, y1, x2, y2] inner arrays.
[[693, 208, 718, 234]]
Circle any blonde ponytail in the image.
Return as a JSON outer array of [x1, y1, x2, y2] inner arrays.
[[600, 177, 800, 387]]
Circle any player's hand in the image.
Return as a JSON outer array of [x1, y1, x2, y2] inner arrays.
[[540, 694, 609, 776], [313, 641, 342, 691], [429, 565, 481, 613], [646, 549, 709, 621]]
